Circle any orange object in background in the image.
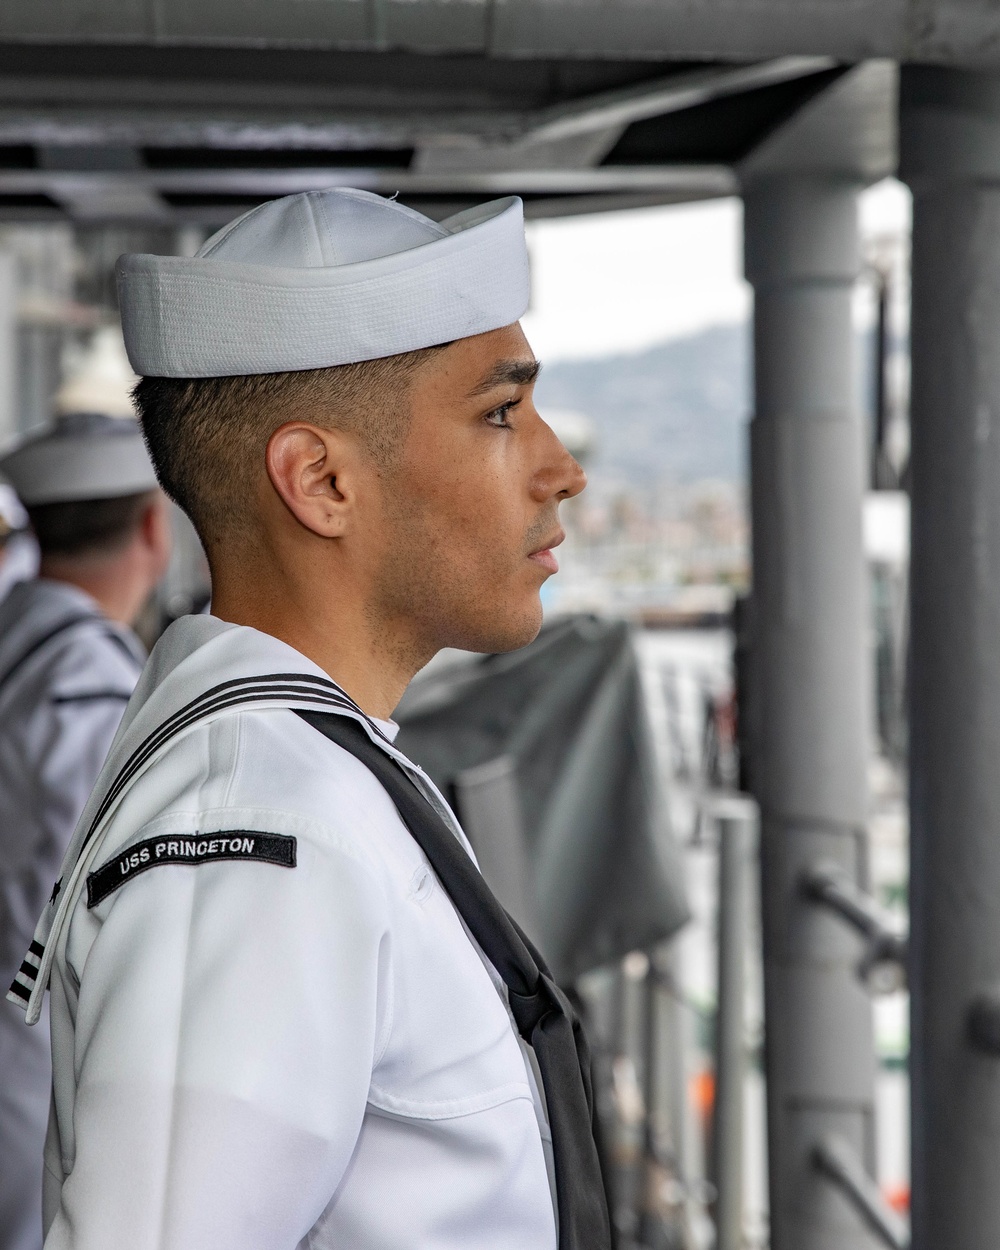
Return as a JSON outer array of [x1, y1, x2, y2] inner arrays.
[[883, 1184, 910, 1213], [691, 1068, 715, 1120]]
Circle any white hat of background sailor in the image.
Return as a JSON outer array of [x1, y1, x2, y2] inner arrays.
[[116, 189, 531, 378], [0, 412, 159, 506], [0, 326, 158, 506], [0, 480, 27, 541]]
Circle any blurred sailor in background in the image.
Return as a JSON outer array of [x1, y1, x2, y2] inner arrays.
[[0, 403, 170, 1250], [0, 483, 39, 603]]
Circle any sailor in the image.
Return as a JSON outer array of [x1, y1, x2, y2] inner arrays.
[[9, 190, 607, 1250], [0, 408, 170, 1250]]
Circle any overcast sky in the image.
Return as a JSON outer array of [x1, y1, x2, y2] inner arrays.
[[521, 177, 912, 363]]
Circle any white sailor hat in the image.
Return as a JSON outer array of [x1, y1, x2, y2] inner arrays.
[[116, 189, 530, 378], [0, 481, 27, 540], [0, 412, 159, 506]]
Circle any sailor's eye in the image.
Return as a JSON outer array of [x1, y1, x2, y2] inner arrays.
[[485, 401, 517, 428]]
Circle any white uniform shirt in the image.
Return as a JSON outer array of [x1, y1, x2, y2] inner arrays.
[[38, 615, 557, 1250], [0, 579, 144, 1250]]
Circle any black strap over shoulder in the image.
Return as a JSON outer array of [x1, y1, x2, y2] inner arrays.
[[0, 613, 100, 700], [296, 709, 611, 1250]]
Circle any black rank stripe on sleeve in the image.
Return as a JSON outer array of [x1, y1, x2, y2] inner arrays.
[[86, 832, 297, 908]]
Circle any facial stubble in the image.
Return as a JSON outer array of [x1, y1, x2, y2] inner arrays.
[[367, 475, 553, 662]]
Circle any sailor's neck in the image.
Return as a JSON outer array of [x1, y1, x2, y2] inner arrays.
[[37, 557, 142, 627], [210, 586, 432, 721]]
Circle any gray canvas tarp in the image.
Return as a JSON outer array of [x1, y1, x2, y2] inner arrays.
[[395, 614, 689, 983]]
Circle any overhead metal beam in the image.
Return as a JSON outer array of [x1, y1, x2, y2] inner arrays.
[[0, 163, 737, 201], [518, 189, 735, 218], [8, 0, 1000, 67], [0, 188, 737, 226], [45, 178, 171, 222], [740, 61, 898, 184], [33, 144, 172, 220], [0, 54, 836, 152], [490, 0, 1000, 69], [0, 108, 500, 151], [416, 57, 836, 176], [525, 56, 835, 144]]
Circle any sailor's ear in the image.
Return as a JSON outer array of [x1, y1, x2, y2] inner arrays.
[[264, 421, 362, 538]]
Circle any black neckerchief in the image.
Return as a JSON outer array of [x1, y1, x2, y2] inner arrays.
[[296, 708, 611, 1250]]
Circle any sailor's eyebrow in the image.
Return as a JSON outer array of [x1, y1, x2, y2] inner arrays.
[[468, 358, 542, 396]]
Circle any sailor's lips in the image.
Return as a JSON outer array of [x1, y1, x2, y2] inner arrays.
[[528, 549, 558, 574], [527, 531, 565, 575]]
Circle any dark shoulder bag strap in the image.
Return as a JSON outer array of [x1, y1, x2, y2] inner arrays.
[[0, 613, 99, 701], [295, 709, 611, 1250]]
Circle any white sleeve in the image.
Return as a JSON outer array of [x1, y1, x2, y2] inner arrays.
[[45, 829, 392, 1250]]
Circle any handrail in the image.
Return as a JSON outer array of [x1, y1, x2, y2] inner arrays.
[[801, 860, 908, 989], [812, 1136, 910, 1250]]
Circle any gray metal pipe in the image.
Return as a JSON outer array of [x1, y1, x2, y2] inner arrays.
[[744, 174, 880, 1250], [900, 66, 1000, 1250], [709, 797, 756, 1250]]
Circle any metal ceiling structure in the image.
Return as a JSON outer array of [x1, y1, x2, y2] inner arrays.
[[6, 0, 1000, 65], [0, 36, 897, 225]]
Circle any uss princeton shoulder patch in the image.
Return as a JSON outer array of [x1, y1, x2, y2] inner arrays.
[[86, 831, 297, 908]]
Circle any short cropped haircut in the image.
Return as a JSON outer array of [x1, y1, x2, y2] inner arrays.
[[132, 349, 443, 550], [27, 491, 155, 559]]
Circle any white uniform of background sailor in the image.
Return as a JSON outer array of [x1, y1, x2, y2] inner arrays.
[[0, 403, 169, 1250], [9, 190, 606, 1249]]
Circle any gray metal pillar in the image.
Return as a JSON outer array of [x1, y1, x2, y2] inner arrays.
[[901, 67, 1000, 1250], [744, 174, 879, 1250]]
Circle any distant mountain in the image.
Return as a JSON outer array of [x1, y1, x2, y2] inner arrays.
[[532, 322, 751, 489]]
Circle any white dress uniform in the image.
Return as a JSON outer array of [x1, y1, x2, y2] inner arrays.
[[9, 189, 610, 1250], [0, 579, 144, 1250], [15, 614, 556, 1250]]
